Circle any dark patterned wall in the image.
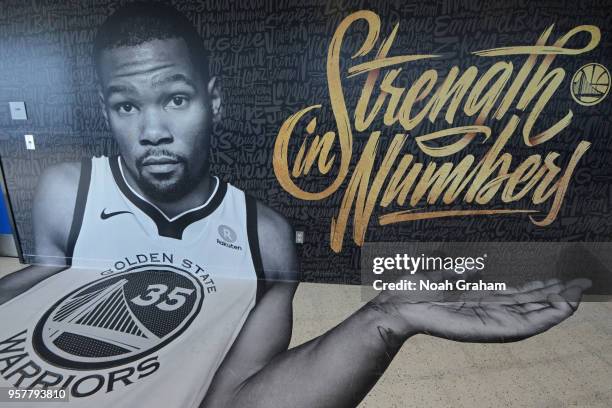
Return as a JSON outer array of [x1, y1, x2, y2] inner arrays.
[[0, 0, 610, 283]]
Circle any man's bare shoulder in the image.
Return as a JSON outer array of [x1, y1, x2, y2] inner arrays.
[[37, 161, 82, 191], [34, 161, 82, 209], [33, 161, 83, 256], [254, 200, 299, 284]]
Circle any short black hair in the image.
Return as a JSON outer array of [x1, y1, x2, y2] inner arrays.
[[93, 1, 209, 82]]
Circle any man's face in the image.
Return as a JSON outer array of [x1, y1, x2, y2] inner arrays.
[[97, 37, 217, 202]]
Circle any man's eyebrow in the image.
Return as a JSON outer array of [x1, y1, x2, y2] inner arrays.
[[151, 73, 197, 89], [105, 84, 137, 98]]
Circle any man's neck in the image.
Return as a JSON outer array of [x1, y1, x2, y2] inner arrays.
[[119, 157, 215, 219]]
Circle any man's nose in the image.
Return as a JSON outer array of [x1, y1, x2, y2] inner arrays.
[[139, 107, 173, 146]]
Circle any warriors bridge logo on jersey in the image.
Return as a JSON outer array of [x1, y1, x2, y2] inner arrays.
[[0, 253, 217, 398], [34, 265, 203, 369]]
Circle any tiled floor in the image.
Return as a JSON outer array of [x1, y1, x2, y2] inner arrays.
[[1, 258, 611, 407], [0, 256, 23, 276]]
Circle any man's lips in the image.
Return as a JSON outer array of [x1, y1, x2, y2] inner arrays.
[[140, 156, 183, 174], [142, 156, 179, 166]]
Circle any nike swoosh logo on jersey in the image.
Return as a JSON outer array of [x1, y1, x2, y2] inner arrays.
[[100, 209, 133, 220]]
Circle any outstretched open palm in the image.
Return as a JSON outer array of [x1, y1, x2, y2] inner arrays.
[[374, 277, 591, 342]]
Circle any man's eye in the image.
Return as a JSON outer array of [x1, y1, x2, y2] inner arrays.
[[116, 103, 136, 114], [167, 96, 189, 108]]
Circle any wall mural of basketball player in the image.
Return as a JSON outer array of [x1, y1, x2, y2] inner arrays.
[[0, 2, 591, 407]]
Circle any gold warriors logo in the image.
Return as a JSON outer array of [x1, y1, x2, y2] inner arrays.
[[571, 63, 610, 106]]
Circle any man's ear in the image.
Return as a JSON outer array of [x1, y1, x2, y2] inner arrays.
[[97, 87, 110, 129], [207, 76, 222, 124]]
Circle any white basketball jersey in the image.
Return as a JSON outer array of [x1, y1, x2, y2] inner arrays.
[[0, 155, 265, 407]]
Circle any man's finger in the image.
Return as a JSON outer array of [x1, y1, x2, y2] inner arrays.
[[520, 280, 551, 292], [519, 293, 575, 332], [564, 278, 592, 292], [558, 285, 587, 311], [495, 279, 554, 295], [546, 293, 575, 315], [491, 279, 565, 304], [512, 278, 588, 303]]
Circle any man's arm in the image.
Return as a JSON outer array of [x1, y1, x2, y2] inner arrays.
[[201, 202, 589, 408], [200, 201, 412, 407], [200, 201, 298, 407], [0, 162, 80, 305]]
